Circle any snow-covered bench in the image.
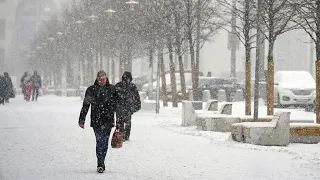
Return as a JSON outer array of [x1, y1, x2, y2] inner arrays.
[[290, 123, 320, 144], [181, 101, 237, 132], [231, 111, 291, 146], [182, 101, 198, 126], [140, 92, 157, 111], [203, 100, 218, 111], [195, 102, 234, 131]]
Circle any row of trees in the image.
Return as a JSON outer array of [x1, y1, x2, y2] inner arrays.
[[218, 0, 320, 123], [28, 0, 222, 107], [29, 0, 320, 123]]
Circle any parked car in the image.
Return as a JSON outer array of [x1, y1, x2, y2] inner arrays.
[[198, 76, 244, 101], [132, 73, 157, 91], [274, 71, 316, 108], [141, 72, 193, 100]]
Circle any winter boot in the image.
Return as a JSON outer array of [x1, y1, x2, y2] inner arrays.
[[97, 167, 104, 173], [97, 163, 105, 173]]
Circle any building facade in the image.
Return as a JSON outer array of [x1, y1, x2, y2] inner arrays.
[[0, 0, 58, 76]]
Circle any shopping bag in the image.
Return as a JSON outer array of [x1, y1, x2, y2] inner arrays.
[[111, 126, 123, 148]]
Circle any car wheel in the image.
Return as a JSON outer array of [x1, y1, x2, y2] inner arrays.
[[305, 104, 314, 112]]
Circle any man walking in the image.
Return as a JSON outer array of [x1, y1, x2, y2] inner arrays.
[[3, 72, 14, 103], [0, 75, 5, 105], [115, 71, 141, 141], [78, 70, 118, 173], [30, 70, 42, 101]]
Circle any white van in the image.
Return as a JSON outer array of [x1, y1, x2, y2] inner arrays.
[[274, 71, 316, 107]]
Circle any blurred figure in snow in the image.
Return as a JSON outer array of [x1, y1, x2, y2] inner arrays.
[[30, 70, 42, 101], [20, 72, 28, 100], [23, 73, 32, 101], [0, 75, 6, 105], [115, 71, 141, 141], [3, 72, 14, 103]]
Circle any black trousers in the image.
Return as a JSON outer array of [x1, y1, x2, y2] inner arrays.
[[117, 112, 132, 140], [93, 126, 112, 166], [32, 87, 39, 101]]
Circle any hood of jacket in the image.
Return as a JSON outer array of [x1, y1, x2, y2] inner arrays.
[[122, 71, 133, 83]]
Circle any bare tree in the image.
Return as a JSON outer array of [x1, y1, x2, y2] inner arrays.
[[260, 0, 298, 115], [218, 0, 256, 115], [293, 0, 320, 123], [184, 0, 222, 101]]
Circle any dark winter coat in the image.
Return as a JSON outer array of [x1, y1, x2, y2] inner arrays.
[[79, 79, 118, 128], [115, 72, 141, 117], [3, 75, 13, 99], [0, 76, 5, 98], [30, 74, 42, 89], [20, 73, 27, 87]]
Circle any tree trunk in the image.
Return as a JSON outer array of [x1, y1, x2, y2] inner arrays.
[[128, 44, 133, 72], [244, 0, 251, 115], [195, 0, 201, 101], [111, 52, 115, 85], [315, 34, 320, 123], [95, 48, 99, 74], [186, 0, 197, 101], [119, 53, 123, 81], [168, 42, 178, 107], [100, 45, 103, 70], [316, 59, 320, 124], [148, 48, 154, 100], [177, 48, 187, 100], [245, 43, 251, 115], [125, 42, 131, 72], [267, 41, 275, 115], [159, 47, 168, 107], [173, 10, 187, 100], [106, 49, 110, 77]]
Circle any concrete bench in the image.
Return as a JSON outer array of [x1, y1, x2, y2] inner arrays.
[[231, 111, 291, 146], [196, 115, 241, 132], [203, 100, 218, 111], [140, 92, 157, 111], [195, 103, 235, 132], [195, 102, 232, 116], [182, 101, 233, 129], [182, 101, 197, 127], [194, 100, 218, 116]]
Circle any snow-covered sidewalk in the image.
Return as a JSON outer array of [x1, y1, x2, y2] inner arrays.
[[1, 96, 320, 180]]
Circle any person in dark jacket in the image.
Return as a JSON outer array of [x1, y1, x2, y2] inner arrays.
[[20, 72, 28, 100], [0, 75, 5, 105], [78, 70, 118, 173], [30, 70, 42, 101], [115, 71, 141, 141], [3, 72, 14, 103]]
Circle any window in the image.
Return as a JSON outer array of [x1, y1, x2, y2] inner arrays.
[[0, 19, 5, 40]]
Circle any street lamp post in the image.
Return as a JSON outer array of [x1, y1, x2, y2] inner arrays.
[[56, 31, 67, 96], [75, 20, 84, 93]]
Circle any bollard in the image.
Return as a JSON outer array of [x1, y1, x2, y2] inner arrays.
[[202, 90, 211, 102], [233, 89, 244, 102], [218, 89, 227, 102]]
